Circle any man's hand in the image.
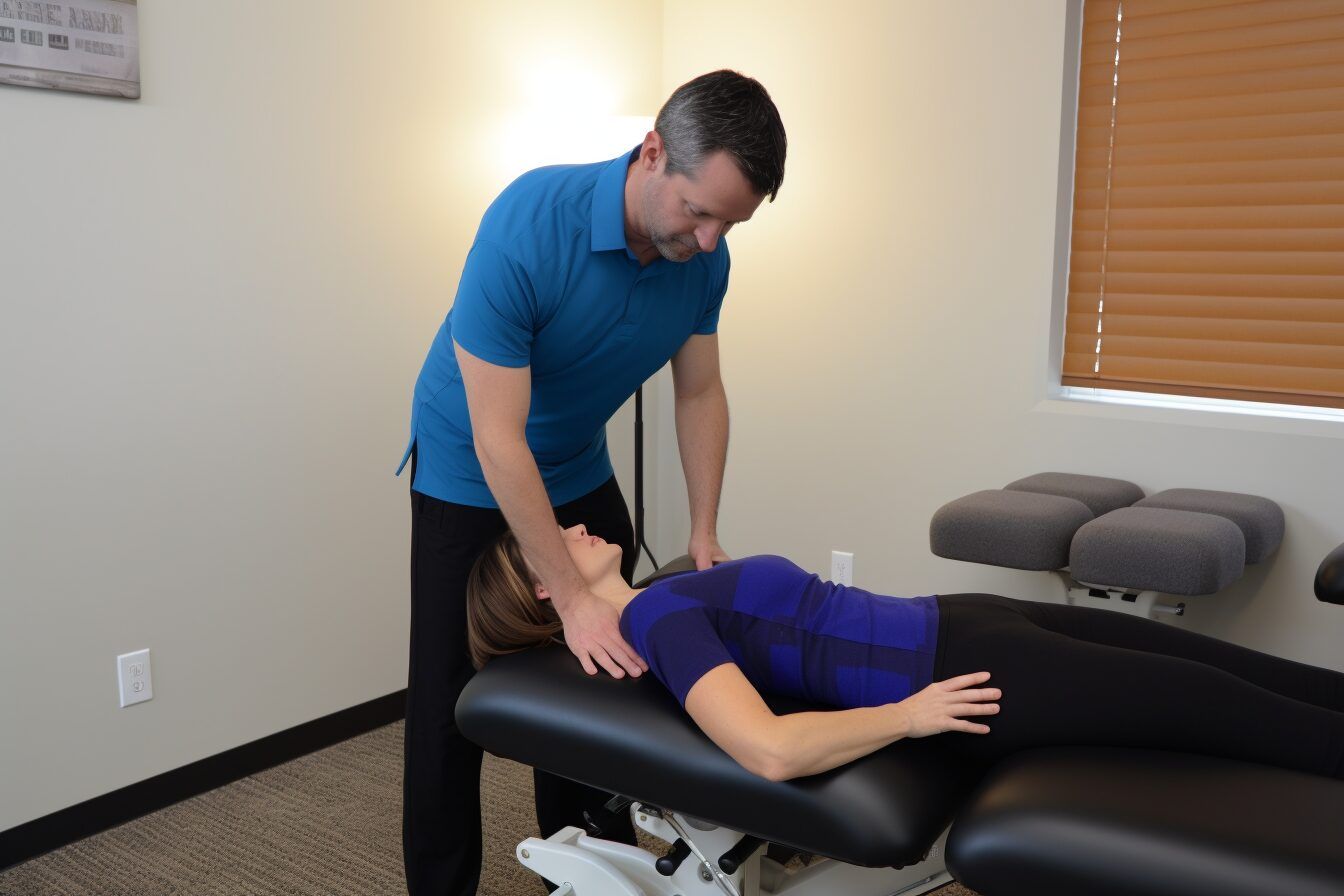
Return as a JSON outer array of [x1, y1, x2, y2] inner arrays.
[[554, 590, 648, 678], [689, 532, 731, 571]]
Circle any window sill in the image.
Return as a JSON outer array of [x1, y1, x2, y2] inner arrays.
[[1033, 387, 1344, 440]]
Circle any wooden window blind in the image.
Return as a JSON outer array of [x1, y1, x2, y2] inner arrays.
[[1062, 0, 1344, 409]]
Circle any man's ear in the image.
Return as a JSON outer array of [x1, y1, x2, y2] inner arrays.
[[640, 129, 665, 173]]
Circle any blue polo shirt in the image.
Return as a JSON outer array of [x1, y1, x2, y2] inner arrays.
[[397, 145, 731, 508]]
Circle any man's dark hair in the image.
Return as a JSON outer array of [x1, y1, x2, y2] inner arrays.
[[654, 70, 787, 202]]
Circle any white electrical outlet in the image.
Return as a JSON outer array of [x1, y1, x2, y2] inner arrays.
[[831, 551, 854, 586], [117, 649, 153, 708]]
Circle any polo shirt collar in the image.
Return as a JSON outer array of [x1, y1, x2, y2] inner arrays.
[[590, 144, 642, 255]]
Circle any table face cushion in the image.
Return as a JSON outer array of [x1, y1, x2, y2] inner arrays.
[[1070, 506, 1246, 595], [455, 646, 989, 867], [931, 490, 1094, 571], [1136, 489, 1285, 564], [1004, 472, 1145, 518]]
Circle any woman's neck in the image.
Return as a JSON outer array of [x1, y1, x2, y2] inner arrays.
[[590, 576, 644, 615]]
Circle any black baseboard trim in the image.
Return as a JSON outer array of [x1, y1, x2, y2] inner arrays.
[[0, 689, 407, 873]]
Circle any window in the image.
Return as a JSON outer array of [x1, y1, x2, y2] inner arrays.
[[1060, 0, 1344, 411]]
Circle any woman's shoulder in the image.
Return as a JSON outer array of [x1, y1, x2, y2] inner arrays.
[[697, 555, 815, 596], [646, 553, 802, 583], [687, 554, 812, 585], [634, 556, 810, 612], [718, 553, 802, 569], [732, 554, 811, 576]]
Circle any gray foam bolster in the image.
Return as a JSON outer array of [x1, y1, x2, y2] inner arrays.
[[1135, 489, 1284, 564], [1070, 507, 1246, 595], [931, 490, 1093, 571], [1004, 471, 1145, 518]]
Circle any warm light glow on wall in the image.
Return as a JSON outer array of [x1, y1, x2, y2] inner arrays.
[[494, 54, 653, 179]]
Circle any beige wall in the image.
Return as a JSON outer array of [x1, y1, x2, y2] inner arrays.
[[0, 0, 661, 830], [656, 0, 1344, 669]]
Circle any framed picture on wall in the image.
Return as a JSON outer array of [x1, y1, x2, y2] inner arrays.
[[0, 0, 139, 99]]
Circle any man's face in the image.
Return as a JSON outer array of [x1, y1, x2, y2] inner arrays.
[[641, 149, 765, 262]]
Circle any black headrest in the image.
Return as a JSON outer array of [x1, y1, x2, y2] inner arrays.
[[1316, 543, 1344, 606], [632, 554, 700, 589]]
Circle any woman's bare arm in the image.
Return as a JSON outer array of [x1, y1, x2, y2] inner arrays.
[[684, 663, 999, 781]]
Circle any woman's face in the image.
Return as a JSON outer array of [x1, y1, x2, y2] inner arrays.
[[534, 523, 622, 598]]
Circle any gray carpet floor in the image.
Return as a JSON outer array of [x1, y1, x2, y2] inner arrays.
[[0, 720, 978, 895]]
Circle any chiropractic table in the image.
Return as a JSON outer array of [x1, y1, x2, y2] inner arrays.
[[456, 473, 1344, 896]]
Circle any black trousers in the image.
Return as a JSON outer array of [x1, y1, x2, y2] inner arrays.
[[933, 593, 1344, 779], [403, 458, 639, 896]]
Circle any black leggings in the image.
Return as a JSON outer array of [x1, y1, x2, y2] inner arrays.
[[931, 593, 1344, 779]]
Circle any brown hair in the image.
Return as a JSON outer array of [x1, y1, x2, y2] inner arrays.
[[465, 529, 564, 670]]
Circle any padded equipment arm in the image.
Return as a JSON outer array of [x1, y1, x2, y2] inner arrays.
[[1316, 542, 1344, 606]]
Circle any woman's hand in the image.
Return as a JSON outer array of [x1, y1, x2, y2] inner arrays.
[[899, 671, 1000, 738], [555, 590, 648, 679]]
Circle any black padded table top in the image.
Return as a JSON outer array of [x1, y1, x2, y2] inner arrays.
[[455, 646, 988, 868], [946, 746, 1344, 896]]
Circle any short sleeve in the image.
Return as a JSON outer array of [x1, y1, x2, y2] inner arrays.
[[693, 251, 731, 336], [642, 608, 737, 708], [448, 240, 537, 368]]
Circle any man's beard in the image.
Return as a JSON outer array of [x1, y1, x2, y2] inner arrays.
[[649, 228, 698, 262]]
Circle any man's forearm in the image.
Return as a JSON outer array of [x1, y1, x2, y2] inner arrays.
[[476, 438, 588, 610], [768, 703, 911, 781], [674, 384, 729, 536]]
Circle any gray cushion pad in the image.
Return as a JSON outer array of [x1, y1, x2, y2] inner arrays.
[[1136, 488, 1284, 564], [931, 490, 1094, 571], [1004, 472, 1145, 517], [1070, 507, 1245, 595]]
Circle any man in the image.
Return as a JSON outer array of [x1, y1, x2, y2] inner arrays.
[[396, 69, 786, 895]]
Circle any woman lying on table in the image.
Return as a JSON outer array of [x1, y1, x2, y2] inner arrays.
[[465, 524, 1344, 783]]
